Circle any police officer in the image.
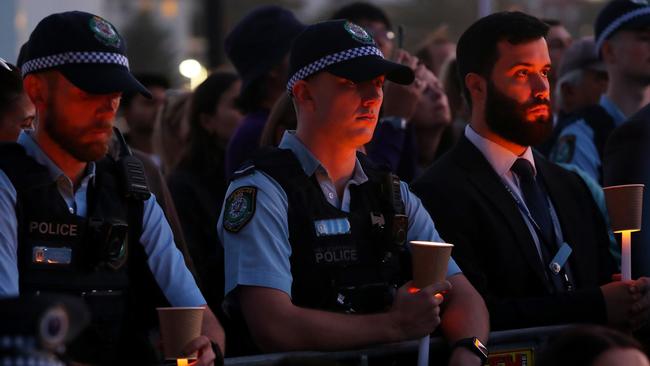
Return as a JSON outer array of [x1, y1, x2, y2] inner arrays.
[[218, 20, 489, 365], [551, 0, 650, 183], [0, 11, 223, 365]]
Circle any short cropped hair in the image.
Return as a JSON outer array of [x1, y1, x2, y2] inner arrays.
[[456, 11, 549, 106]]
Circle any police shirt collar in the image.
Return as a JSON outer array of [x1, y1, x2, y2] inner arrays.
[[599, 94, 627, 126], [277, 130, 369, 184], [464, 124, 537, 178], [18, 129, 96, 182]]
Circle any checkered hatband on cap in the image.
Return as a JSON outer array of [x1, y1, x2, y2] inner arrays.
[[20, 51, 130, 77], [596, 6, 650, 51], [286, 46, 383, 93]]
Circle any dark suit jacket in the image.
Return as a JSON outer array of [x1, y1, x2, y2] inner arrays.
[[411, 136, 617, 330], [604, 104, 650, 278]]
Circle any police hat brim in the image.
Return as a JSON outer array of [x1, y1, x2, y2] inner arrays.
[[58, 64, 152, 98], [326, 56, 415, 85]]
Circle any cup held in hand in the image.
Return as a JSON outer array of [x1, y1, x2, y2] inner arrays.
[[604, 184, 644, 233], [410, 241, 453, 289], [157, 306, 205, 360]]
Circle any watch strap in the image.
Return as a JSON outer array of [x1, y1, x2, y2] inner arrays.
[[452, 337, 488, 362]]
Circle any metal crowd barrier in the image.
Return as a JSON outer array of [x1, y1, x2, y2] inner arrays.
[[224, 324, 573, 366]]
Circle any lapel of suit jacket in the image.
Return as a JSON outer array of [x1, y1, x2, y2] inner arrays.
[[452, 136, 551, 289]]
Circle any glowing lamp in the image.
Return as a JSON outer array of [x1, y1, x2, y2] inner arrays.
[[604, 184, 644, 281]]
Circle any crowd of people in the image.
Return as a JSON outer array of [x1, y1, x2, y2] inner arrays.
[[2, 1, 650, 365]]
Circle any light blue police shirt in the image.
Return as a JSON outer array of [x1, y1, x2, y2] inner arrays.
[[218, 131, 462, 298], [0, 131, 205, 307], [553, 95, 626, 182]]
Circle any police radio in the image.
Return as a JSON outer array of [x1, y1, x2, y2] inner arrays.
[[112, 127, 150, 201]]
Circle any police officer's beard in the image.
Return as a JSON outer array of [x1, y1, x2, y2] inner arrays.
[[484, 81, 553, 147], [43, 105, 110, 162]]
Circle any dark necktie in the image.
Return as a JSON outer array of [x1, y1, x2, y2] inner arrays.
[[511, 158, 556, 250]]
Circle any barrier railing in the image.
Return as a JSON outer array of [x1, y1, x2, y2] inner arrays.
[[224, 324, 573, 365]]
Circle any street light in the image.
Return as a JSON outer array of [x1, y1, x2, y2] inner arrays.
[[179, 59, 207, 89]]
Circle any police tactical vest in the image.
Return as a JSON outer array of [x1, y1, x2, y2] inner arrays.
[[241, 148, 410, 312], [226, 148, 410, 356], [0, 142, 167, 365]]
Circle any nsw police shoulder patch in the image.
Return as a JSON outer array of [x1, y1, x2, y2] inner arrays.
[[551, 135, 576, 163], [223, 186, 257, 233]]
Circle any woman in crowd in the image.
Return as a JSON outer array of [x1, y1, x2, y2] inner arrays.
[[167, 71, 242, 316], [0, 59, 35, 142]]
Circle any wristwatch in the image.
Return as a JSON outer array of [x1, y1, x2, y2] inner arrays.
[[452, 337, 488, 363], [379, 116, 407, 130]]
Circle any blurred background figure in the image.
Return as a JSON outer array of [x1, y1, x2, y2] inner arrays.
[[544, 19, 573, 86], [409, 67, 453, 173], [259, 93, 297, 148], [0, 59, 35, 142], [555, 37, 608, 118], [437, 57, 470, 158], [224, 5, 305, 177], [416, 25, 456, 76], [538, 37, 608, 156], [551, 0, 650, 184], [537, 325, 650, 366], [121, 73, 169, 166], [153, 90, 192, 173], [168, 71, 242, 318]]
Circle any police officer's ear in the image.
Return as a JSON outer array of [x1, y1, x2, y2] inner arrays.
[[23, 73, 48, 109], [292, 80, 315, 111], [600, 40, 616, 64], [465, 72, 487, 106]]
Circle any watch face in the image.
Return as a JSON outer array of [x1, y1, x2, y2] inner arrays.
[[473, 337, 489, 357]]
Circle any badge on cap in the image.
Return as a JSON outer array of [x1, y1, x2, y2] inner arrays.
[[89, 16, 120, 48], [344, 21, 375, 45], [223, 186, 257, 233]]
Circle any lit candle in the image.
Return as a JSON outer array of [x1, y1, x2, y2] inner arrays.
[[622, 231, 632, 281], [177, 359, 188, 366]]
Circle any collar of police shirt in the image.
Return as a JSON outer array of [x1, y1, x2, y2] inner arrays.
[[277, 130, 369, 211]]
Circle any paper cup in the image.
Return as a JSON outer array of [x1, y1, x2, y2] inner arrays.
[[410, 241, 453, 289], [157, 306, 204, 360], [604, 184, 644, 233]]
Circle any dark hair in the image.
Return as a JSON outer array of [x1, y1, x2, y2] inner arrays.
[[183, 71, 240, 170], [537, 325, 646, 366], [330, 2, 392, 30], [260, 93, 296, 147], [235, 76, 267, 114], [121, 73, 170, 108], [456, 11, 549, 106], [542, 18, 562, 27], [0, 62, 24, 116]]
